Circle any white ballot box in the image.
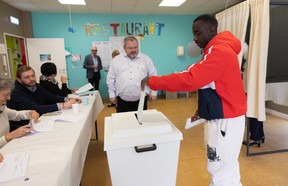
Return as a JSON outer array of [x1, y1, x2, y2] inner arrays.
[[104, 109, 183, 186]]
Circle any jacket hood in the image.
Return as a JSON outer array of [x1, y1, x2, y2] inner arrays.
[[205, 31, 241, 55]]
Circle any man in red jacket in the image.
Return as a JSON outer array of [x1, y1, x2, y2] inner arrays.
[[142, 14, 247, 186]]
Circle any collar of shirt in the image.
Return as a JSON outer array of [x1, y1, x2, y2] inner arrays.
[[124, 53, 140, 61], [26, 85, 37, 92]]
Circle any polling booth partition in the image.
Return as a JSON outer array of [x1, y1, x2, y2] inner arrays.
[[104, 109, 183, 186]]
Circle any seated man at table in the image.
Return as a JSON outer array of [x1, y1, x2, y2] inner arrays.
[[7, 65, 81, 131]]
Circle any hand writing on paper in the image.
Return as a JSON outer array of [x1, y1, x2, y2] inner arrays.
[[141, 76, 150, 91], [5, 125, 34, 142]]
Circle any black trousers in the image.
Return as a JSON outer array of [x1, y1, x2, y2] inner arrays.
[[88, 72, 100, 90], [249, 117, 264, 141], [116, 96, 148, 113]]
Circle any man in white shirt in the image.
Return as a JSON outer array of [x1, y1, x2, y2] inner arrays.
[[106, 36, 157, 113]]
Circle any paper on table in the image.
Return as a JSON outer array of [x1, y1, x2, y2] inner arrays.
[[185, 117, 206, 130], [52, 115, 84, 122], [0, 151, 30, 184], [32, 119, 54, 132], [136, 91, 145, 124], [75, 83, 93, 94]]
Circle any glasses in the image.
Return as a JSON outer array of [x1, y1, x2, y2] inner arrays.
[[91, 50, 97, 52], [0, 92, 11, 99]]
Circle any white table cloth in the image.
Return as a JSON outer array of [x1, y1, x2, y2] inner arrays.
[[0, 92, 103, 186], [265, 82, 288, 106]]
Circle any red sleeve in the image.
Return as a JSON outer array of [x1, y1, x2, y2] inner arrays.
[[149, 46, 231, 92]]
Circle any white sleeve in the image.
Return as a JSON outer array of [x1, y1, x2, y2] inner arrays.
[[6, 107, 30, 121], [106, 59, 117, 98], [0, 136, 8, 148], [146, 57, 158, 96]]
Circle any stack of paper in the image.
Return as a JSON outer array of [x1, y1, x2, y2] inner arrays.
[[0, 151, 30, 183]]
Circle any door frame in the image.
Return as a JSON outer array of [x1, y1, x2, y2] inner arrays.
[[4, 33, 28, 80]]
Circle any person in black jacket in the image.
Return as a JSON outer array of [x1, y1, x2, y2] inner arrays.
[[40, 62, 78, 97], [83, 46, 103, 90], [6, 66, 81, 131]]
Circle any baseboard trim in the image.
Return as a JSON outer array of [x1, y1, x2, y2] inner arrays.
[[266, 108, 288, 120]]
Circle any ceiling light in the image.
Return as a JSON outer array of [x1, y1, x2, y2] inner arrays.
[[58, 0, 86, 5], [159, 0, 187, 7]]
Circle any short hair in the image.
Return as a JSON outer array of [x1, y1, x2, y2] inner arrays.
[[112, 50, 120, 57], [193, 14, 218, 30], [0, 78, 14, 91], [16, 66, 34, 78], [41, 62, 57, 76], [124, 36, 138, 47]]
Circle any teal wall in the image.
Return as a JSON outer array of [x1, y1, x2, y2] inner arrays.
[[31, 13, 201, 98]]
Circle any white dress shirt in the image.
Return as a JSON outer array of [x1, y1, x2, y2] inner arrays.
[[0, 106, 30, 148], [107, 53, 157, 101]]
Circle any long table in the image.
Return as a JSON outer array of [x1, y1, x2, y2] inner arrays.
[[0, 92, 103, 186]]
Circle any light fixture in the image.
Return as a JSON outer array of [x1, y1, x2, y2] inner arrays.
[[68, 4, 76, 33], [10, 16, 19, 25], [159, 0, 186, 7], [177, 46, 184, 57], [58, 0, 86, 5]]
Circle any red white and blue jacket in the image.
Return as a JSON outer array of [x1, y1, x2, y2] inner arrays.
[[149, 31, 247, 120]]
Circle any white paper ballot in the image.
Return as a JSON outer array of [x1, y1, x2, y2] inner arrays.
[[0, 151, 30, 184], [136, 91, 146, 124], [75, 83, 93, 94], [185, 117, 206, 130], [32, 119, 54, 132]]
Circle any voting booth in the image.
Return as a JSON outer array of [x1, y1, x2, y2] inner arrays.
[[104, 109, 183, 186]]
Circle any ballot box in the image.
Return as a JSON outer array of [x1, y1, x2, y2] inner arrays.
[[104, 109, 183, 186]]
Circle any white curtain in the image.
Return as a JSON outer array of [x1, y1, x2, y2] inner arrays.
[[216, 1, 250, 68], [246, 0, 270, 121]]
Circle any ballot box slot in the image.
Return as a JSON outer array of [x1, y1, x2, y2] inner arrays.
[[134, 113, 142, 125]]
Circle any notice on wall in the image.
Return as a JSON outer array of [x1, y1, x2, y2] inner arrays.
[[92, 41, 111, 67], [0, 44, 6, 54]]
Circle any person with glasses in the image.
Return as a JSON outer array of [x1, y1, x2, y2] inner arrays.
[[6, 66, 81, 131], [0, 78, 39, 148], [83, 46, 103, 90]]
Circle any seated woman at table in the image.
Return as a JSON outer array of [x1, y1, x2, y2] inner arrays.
[[0, 78, 39, 148], [40, 62, 78, 97]]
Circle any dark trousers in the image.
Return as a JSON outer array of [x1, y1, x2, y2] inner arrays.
[[249, 117, 264, 141], [88, 72, 100, 90], [116, 96, 148, 113]]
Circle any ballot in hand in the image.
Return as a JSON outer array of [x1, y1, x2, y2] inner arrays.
[[141, 76, 150, 91]]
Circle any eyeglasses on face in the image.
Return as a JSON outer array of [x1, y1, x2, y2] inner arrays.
[[91, 50, 97, 52]]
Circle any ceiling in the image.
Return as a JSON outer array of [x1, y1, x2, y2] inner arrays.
[[2, 0, 246, 15]]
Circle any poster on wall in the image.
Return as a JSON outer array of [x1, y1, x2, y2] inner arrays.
[[40, 54, 51, 61], [92, 37, 140, 67], [0, 44, 6, 54], [71, 54, 82, 68], [71, 54, 81, 62], [92, 41, 111, 67]]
